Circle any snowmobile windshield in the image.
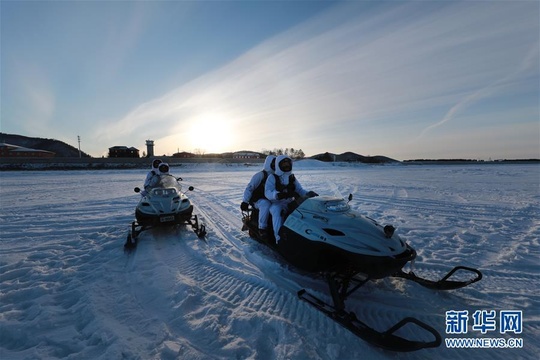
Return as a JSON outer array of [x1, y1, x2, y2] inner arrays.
[[296, 196, 350, 214], [325, 200, 350, 212], [152, 174, 182, 193]]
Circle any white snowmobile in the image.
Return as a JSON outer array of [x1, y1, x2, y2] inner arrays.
[[125, 174, 206, 250], [242, 194, 482, 352]]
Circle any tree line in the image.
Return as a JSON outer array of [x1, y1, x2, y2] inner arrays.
[[261, 148, 306, 159]]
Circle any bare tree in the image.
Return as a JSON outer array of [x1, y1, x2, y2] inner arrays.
[[193, 148, 206, 157]]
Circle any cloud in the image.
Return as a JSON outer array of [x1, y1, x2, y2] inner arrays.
[[418, 43, 540, 140], [9, 61, 56, 134], [97, 1, 539, 156]]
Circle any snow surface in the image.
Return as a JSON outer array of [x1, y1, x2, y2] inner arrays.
[[1, 162, 538, 360]]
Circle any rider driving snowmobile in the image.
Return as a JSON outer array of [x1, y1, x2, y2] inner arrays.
[[158, 162, 170, 175], [241, 155, 276, 241], [264, 155, 318, 244], [144, 162, 171, 193]]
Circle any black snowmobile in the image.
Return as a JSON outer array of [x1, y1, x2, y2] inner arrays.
[[242, 194, 482, 352], [124, 174, 206, 251]]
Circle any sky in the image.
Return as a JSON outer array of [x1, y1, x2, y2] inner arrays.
[[1, 0, 539, 161]]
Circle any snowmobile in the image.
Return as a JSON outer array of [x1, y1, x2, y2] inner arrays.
[[124, 174, 206, 251], [242, 194, 482, 352]]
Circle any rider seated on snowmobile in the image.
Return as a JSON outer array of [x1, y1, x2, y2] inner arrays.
[[142, 158, 163, 196], [241, 155, 276, 241], [264, 155, 318, 244]]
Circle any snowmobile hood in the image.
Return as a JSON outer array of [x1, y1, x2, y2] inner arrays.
[[137, 175, 191, 216], [263, 155, 276, 174], [284, 196, 408, 256]]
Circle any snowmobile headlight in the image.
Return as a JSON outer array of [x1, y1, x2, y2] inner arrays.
[[152, 188, 177, 196]]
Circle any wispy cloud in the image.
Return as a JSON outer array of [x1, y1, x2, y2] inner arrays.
[[97, 1, 539, 156], [418, 43, 540, 140], [9, 61, 56, 134]]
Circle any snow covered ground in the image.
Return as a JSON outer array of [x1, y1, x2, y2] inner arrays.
[[1, 161, 538, 360]]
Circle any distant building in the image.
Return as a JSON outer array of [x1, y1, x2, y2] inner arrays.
[[108, 146, 140, 158], [172, 151, 196, 158], [233, 151, 260, 159], [0, 143, 55, 158]]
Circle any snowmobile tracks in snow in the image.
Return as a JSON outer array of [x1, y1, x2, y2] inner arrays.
[[124, 229, 333, 358]]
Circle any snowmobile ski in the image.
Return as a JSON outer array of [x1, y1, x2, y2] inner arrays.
[[190, 214, 207, 238], [123, 230, 138, 253], [124, 215, 206, 253], [393, 266, 483, 290], [298, 289, 442, 352]]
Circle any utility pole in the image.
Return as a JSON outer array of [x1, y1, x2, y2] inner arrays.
[[77, 135, 81, 158]]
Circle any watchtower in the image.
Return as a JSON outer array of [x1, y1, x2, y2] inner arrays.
[[146, 140, 154, 158]]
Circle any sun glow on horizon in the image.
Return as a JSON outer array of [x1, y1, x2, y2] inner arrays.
[[187, 113, 236, 154]]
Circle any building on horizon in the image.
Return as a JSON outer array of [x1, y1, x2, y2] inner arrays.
[[172, 151, 196, 158], [0, 143, 55, 158], [232, 151, 260, 159], [108, 146, 140, 158]]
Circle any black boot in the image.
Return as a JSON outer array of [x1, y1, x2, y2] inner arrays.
[[259, 228, 270, 242]]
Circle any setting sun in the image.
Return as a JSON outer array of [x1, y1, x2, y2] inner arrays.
[[187, 113, 235, 154]]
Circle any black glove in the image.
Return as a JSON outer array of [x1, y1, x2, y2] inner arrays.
[[277, 192, 292, 200], [240, 202, 249, 211], [306, 191, 319, 198]]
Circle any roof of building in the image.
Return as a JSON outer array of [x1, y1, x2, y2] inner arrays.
[[109, 146, 139, 151], [0, 142, 55, 154]]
